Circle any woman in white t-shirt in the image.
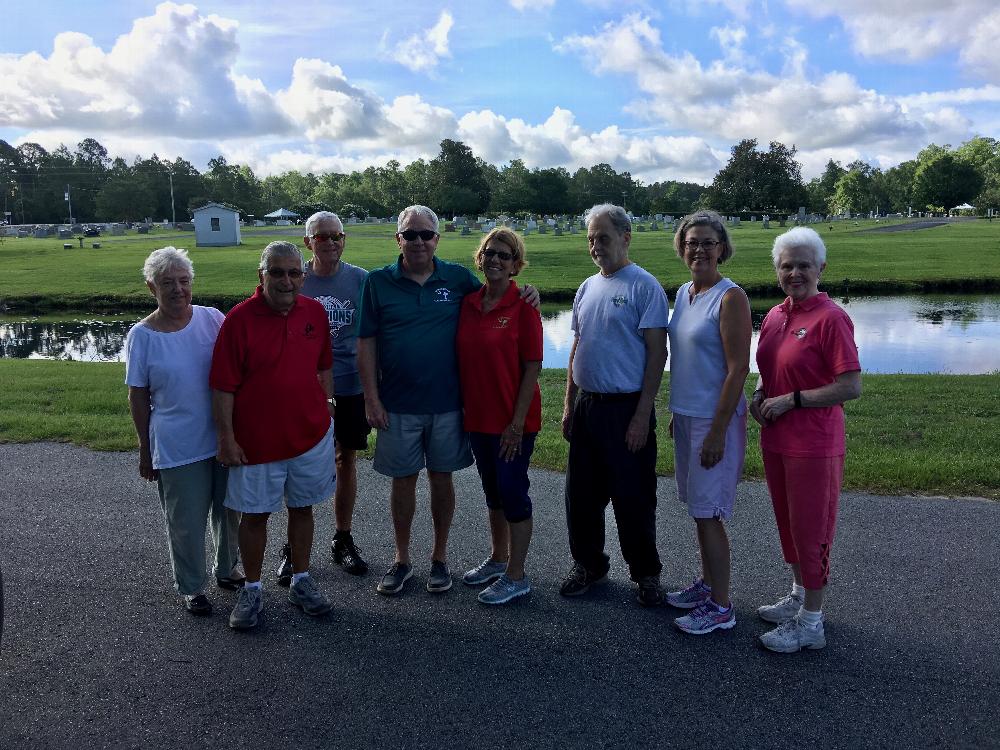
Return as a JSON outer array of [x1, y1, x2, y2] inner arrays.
[[665, 211, 752, 636], [125, 247, 241, 616]]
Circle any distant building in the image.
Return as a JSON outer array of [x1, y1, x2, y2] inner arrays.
[[192, 203, 241, 247]]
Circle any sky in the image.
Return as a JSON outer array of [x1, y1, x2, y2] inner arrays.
[[2, 0, 998, 185]]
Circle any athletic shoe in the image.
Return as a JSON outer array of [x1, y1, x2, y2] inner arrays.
[[760, 617, 826, 653], [674, 600, 736, 635], [332, 533, 369, 576], [229, 586, 263, 630], [462, 558, 508, 586], [183, 593, 212, 616], [426, 560, 453, 593], [288, 575, 333, 616], [276, 543, 293, 587], [377, 562, 413, 596], [757, 592, 804, 624], [636, 575, 665, 607], [478, 575, 531, 605], [666, 578, 712, 609], [559, 562, 608, 597]]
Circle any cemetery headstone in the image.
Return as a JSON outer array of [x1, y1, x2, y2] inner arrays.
[[460, 225, 471, 236]]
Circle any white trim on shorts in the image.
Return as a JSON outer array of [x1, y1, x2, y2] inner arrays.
[[224, 423, 336, 513], [672, 411, 746, 520], [372, 410, 473, 478]]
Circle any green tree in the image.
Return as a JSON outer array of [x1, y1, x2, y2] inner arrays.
[[429, 139, 490, 217], [703, 139, 805, 214], [96, 158, 156, 222], [911, 152, 984, 211]]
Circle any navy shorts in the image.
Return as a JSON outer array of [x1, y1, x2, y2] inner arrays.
[[468, 432, 537, 523]]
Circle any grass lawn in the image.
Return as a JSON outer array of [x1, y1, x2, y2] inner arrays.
[[2, 360, 996, 499], [2, 218, 1000, 311]]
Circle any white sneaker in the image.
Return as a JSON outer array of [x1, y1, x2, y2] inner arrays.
[[760, 617, 826, 653], [757, 592, 804, 624]]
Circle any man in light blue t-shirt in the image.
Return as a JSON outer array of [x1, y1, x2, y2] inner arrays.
[[275, 211, 371, 584], [560, 204, 669, 608]]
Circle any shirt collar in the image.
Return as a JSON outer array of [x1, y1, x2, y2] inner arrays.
[[250, 284, 302, 316], [782, 291, 829, 314], [391, 254, 441, 281], [471, 281, 520, 312]]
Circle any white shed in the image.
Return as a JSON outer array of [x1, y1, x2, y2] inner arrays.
[[192, 203, 241, 247]]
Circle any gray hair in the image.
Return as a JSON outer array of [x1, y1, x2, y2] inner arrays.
[[674, 210, 734, 263], [259, 241, 304, 271], [772, 227, 827, 267], [305, 210, 343, 237], [397, 205, 439, 233], [143, 246, 194, 284], [584, 203, 631, 235]]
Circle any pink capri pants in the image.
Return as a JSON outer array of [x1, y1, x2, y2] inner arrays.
[[762, 450, 845, 590]]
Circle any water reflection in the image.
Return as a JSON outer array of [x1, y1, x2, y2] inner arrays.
[[3, 295, 1000, 374], [541, 295, 1000, 375]]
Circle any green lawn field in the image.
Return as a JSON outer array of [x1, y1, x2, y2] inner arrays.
[[1, 360, 996, 499], [2, 217, 999, 311]]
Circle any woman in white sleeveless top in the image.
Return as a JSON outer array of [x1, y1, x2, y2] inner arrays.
[[665, 211, 752, 636]]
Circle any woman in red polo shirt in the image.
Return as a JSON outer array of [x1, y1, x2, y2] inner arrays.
[[456, 228, 543, 605], [750, 227, 862, 653]]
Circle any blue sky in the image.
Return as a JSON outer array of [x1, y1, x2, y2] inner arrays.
[[2, 0, 998, 183]]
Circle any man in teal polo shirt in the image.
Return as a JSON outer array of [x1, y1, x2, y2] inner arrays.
[[359, 205, 480, 596]]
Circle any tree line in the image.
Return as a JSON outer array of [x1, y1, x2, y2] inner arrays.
[[1, 135, 997, 226]]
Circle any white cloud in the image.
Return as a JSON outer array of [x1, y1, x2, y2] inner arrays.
[[509, 0, 556, 10], [0, 2, 292, 138], [386, 10, 454, 73], [556, 13, 976, 175], [783, 0, 1000, 82]]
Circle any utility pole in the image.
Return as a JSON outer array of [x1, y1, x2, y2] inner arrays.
[[65, 184, 73, 224], [168, 169, 176, 226], [621, 190, 627, 211]]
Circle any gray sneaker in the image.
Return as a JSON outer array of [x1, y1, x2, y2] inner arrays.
[[760, 617, 826, 653], [426, 560, 453, 593], [478, 575, 531, 605], [757, 592, 804, 624], [377, 562, 413, 596], [229, 586, 262, 630], [463, 558, 508, 586], [288, 575, 333, 616]]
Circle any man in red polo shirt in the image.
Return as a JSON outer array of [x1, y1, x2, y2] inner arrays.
[[210, 241, 337, 630]]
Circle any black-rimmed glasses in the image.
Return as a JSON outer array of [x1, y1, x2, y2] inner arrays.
[[483, 249, 514, 261], [399, 229, 438, 242]]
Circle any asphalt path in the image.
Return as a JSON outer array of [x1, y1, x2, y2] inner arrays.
[[0, 443, 996, 749]]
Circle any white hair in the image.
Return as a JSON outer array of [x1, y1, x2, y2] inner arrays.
[[772, 227, 827, 266], [305, 211, 342, 236], [584, 203, 631, 235], [259, 241, 304, 271], [143, 246, 193, 284], [397, 205, 439, 232]]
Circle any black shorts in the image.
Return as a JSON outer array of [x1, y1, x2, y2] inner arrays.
[[333, 392, 371, 451]]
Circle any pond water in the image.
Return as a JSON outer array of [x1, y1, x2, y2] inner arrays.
[[2, 295, 999, 374]]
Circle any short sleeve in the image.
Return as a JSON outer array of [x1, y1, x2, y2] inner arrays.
[[518, 302, 543, 363], [358, 274, 380, 338], [636, 275, 669, 330], [124, 326, 148, 387], [821, 309, 861, 375], [570, 283, 583, 335], [208, 315, 244, 392]]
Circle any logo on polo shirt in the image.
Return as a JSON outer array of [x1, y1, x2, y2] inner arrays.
[[612, 295, 627, 307], [304, 322, 317, 338], [434, 288, 453, 303], [793, 327, 807, 339], [495, 316, 510, 329]]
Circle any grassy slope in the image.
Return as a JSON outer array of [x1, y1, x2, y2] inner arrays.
[[2, 219, 1000, 310], [2, 360, 996, 499]]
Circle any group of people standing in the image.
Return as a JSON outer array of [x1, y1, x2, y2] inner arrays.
[[125, 202, 861, 654]]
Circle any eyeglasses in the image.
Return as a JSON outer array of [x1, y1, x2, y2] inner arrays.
[[483, 249, 514, 261], [311, 232, 345, 243], [265, 267, 304, 279], [398, 229, 439, 242], [684, 239, 722, 251]]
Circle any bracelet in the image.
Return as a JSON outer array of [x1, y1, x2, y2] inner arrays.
[[793, 390, 802, 408]]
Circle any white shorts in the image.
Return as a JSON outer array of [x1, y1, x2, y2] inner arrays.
[[672, 410, 746, 520], [224, 424, 335, 514]]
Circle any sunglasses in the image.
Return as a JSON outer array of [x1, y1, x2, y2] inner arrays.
[[265, 267, 304, 279], [483, 249, 514, 261], [311, 232, 345, 243], [398, 229, 439, 242]]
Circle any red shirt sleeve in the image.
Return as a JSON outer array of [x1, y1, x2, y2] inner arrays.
[[209, 312, 244, 393], [518, 300, 543, 363], [821, 308, 861, 376]]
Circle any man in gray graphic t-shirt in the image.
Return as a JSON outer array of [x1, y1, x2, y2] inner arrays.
[[275, 211, 371, 582]]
